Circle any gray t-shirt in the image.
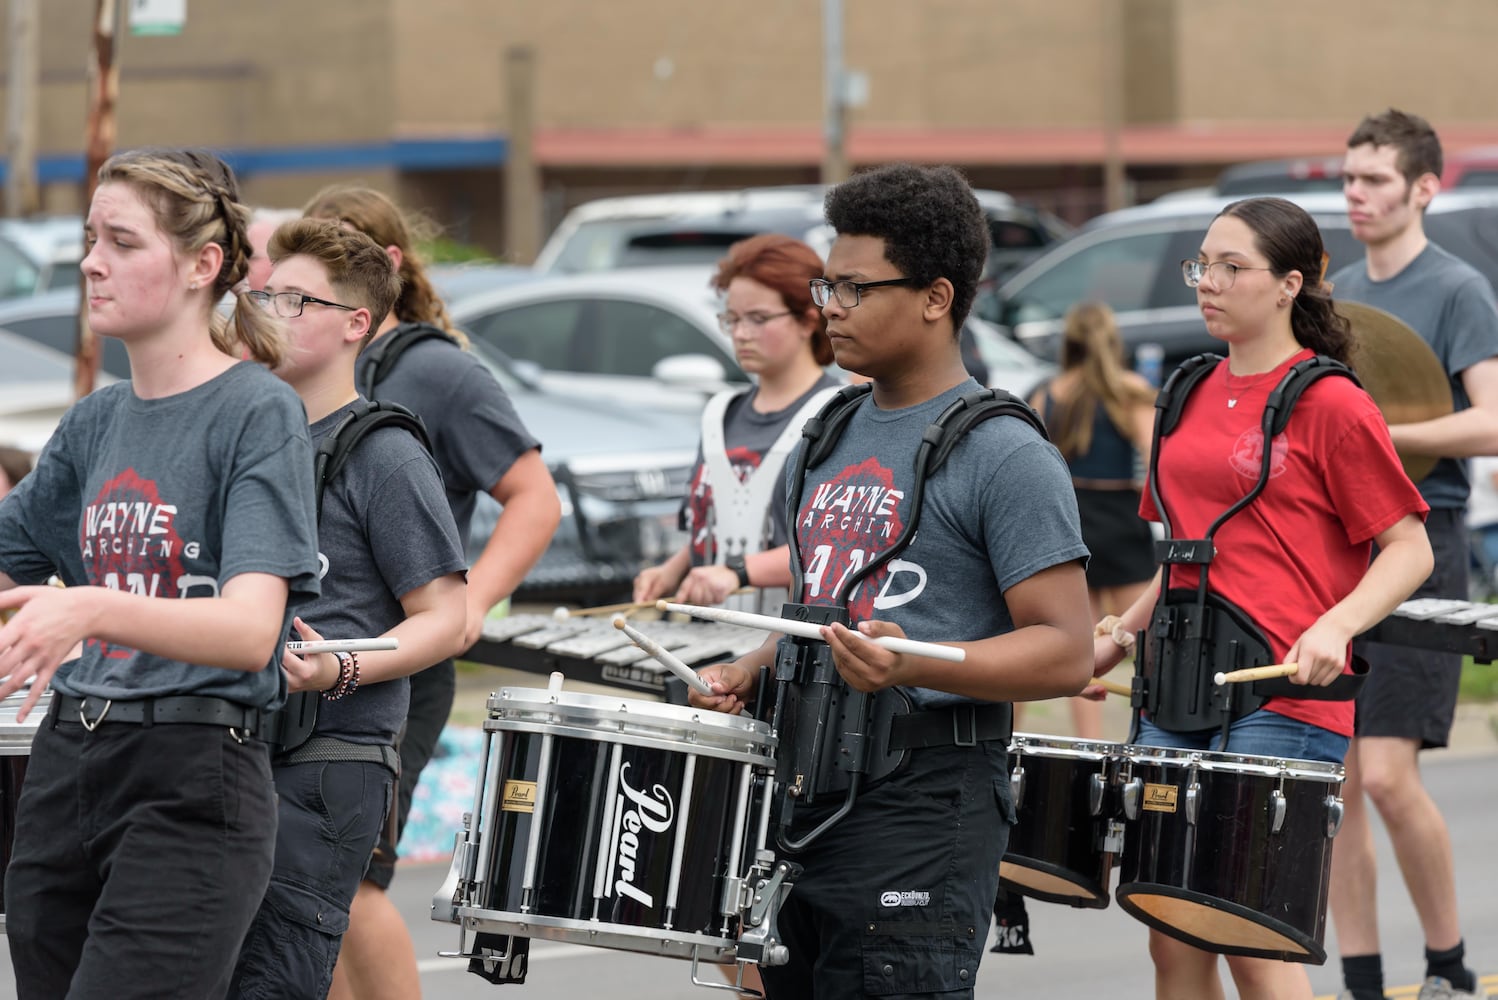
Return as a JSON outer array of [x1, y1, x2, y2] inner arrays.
[[354, 332, 540, 538], [681, 373, 841, 565], [1332, 242, 1498, 510], [0, 363, 321, 708], [788, 378, 1088, 708], [305, 401, 468, 744]]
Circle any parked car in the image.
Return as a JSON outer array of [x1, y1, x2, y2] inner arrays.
[[0, 216, 84, 301], [1211, 148, 1498, 197], [990, 188, 1498, 376], [0, 289, 701, 605]]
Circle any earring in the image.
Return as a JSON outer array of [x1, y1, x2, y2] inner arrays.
[[188, 282, 199, 291]]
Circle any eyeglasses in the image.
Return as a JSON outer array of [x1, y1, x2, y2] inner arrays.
[[808, 277, 921, 309], [717, 310, 792, 334], [246, 289, 356, 318], [1180, 259, 1274, 290]]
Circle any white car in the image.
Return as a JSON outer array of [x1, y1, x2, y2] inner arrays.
[[0, 327, 114, 456]]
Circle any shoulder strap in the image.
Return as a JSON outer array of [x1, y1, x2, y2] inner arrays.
[[356, 322, 459, 399], [1262, 354, 1360, 437], [1156, 352, 1224, 437], [923, 388, 1048, 477], [313, 400, 433, 522]]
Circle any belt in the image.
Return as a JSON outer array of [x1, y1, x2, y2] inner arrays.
[[887, 701, 1012, 750], [276, 735, 400, 773], [51, 693, 267, 737]]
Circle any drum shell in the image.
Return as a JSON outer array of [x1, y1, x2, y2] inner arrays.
[[0, 690, 48, 934], [1116, 748, 1343, 963], [1000, 735, 1127, 909]]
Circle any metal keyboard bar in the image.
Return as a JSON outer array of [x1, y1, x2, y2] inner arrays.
[[1361, 598, 1498, 663]]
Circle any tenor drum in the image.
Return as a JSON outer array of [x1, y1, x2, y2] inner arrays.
[[1, 688, 49, 934], [441, 686, 776, 961], [1114, 746, 1344, 963], [1000, 733, 1129, 909]]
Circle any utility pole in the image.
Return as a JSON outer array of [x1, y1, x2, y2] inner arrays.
[[76, 0, 123, 398], [1101, 0, 1128, 212], [821, 0, 848, 185], [504, 45, 542, 265], [5, 0, 41, 217]]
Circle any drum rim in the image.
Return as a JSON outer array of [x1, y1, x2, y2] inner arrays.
[[1009, 732, 1130, 757], [453, 904, 738, 960], [487, 687, 773, 742], [1121, 745, 1344, 780], [481, 718, 774, 765]]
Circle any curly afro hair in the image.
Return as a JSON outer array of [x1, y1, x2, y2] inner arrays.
[[823, 163, 989, 334]]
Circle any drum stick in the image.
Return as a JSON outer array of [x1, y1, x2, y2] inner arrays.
[[612, 617, 715, 696], [556, 586, 755, 621], [1095, 675, 1133, 697], [654, 600, 967, 663], [286, 638, 400, 655], [1213, 662, 1298, 685]]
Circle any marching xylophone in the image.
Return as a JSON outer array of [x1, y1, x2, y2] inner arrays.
[[1361, 597, 1498, 663], [465, 613, 767, 696]]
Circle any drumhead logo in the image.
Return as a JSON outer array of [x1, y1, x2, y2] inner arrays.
[[880, 890, 931, 907], [607, 761, 677, 909]]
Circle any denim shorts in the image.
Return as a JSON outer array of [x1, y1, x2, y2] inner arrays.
[[1135, 708, 1349, 764]]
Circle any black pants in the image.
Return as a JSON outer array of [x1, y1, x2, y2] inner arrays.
[[760, 740, 1014, 1000], [364, 659, 454, 889], [6, 719, 277, 1000]]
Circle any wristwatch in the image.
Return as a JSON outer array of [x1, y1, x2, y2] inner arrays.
[[725, 554, 751, 588]]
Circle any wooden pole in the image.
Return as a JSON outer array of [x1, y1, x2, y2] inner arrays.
[[503, 45, 541, 265], [821, 0, 848, 185], [75, 0, 123, 399], [5, 0, 41, 217]]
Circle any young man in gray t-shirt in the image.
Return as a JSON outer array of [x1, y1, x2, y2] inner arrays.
[[228, 220, 468, 999], [691, 165, 1093, 998]]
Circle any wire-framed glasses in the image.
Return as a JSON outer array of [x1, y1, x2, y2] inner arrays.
[[1180, 259, 1274, 290]]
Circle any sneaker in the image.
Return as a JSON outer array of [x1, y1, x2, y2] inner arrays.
[[1417, 976, 1490, 1000]]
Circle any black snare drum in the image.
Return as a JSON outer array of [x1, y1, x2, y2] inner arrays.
[[436, 685, 776, 962], [1115, 746, 1344, 963], [1000, 734, 1130, 909], [1, 688, 48, 934]]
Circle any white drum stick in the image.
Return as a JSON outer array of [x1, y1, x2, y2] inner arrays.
[[1213, 662, 1298, 685], [612, 617, 715, 696], [654, 600, 967, 663], [286, 638, 399, 655]]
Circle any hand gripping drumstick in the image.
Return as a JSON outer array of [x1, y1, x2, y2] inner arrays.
[[612, 617, 715, 696], [286, 638, 399, 655], [1213, 662, 1298, 685], [1094, 675, 1133, 697], [655, 600, 967, 663]]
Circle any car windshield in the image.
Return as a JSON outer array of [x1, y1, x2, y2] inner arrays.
[[550, 221, 762, 272]]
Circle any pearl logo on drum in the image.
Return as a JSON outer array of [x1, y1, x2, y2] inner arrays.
[[608, 762, 677, 909]]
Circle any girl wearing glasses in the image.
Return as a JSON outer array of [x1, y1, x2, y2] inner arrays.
[[633, 234, 840, 613], [1094, 197, 1431, 1000], [0, 148, 322, 998]]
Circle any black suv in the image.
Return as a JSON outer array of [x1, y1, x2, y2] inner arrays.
[[990, 189, 1498, 375]]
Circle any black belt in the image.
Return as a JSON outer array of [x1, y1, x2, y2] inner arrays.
[[888, 701, 1012, 750], [50, 693, 267, 737], [276, 735, 400, 773]]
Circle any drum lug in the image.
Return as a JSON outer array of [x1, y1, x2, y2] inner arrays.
[[1100, 818, 1126, 855], [1009, 764, 1026, 810], [1185, 781, 1200, 825], [1269, 789, 1287, 834], [1089, 772, 1106, 816], [735, 855, 801, 969], [1121, 777, 1142, 821], [1326, 794, 1345, 838], [432, 829, 476, 925]]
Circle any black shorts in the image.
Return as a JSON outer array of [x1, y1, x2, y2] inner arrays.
[[1353, 508, 1466, 749], [1074, 487, 1155, 590], [364, 659, 456, 890], [758, 740, 1014, 1000]]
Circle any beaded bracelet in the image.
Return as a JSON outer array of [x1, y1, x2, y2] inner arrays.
[[323, 651, 361, 701]]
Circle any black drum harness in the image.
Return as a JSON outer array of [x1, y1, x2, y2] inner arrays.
[[260, 399, 432, 771], [765, 383, 1039, 850], [1132, 353, 1368, 750]]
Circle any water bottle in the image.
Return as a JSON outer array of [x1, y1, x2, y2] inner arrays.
[[1135, 342, 1164, 389]]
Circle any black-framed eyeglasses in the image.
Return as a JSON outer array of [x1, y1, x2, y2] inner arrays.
[[246, 289, 356, 318], [716, 309, 792, 334], [808, 277, 921, 309], [1180, 259, 1274, 290]]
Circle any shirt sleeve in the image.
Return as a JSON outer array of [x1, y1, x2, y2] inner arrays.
[[0, 405, 85, 585], [434, 362, 541, 497]]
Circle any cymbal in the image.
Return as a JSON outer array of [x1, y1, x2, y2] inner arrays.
[[1336, 301, 1453, 482]]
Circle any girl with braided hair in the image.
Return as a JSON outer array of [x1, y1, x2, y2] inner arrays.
[[0, 148, 322, 998]]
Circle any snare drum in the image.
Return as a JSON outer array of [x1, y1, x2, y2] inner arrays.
[[1, 688, 49, 934], [1000, 734, 1128, 909], [1114, 746, 1344, 963], [438, 686, 776, 962]]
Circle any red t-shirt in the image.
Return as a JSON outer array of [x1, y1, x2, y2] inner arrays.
[[1140, 349, 1429, 736]]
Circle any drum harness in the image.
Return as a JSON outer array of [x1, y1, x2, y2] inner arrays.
[[259, 399, 432, 775], [1133, 352, 1368, 751], [765, 382, 1038, 852]]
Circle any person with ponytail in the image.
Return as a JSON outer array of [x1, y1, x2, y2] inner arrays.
[[0, 148, 322, 998], [1094, 196, 1432, 1000], [302, 185, 561, 1000], [1025, 301, 1156, 740]]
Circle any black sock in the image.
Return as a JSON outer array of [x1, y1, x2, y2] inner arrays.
[[1426, 940, 1476, 992], [1342, 953, 1385, 1000]]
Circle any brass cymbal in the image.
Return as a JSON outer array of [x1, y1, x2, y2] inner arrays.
[[1336, 300, 1453, 482]]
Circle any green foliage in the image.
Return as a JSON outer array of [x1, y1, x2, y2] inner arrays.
[[418, 237, 497, 265], [1461, 656, 1498, 702]]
